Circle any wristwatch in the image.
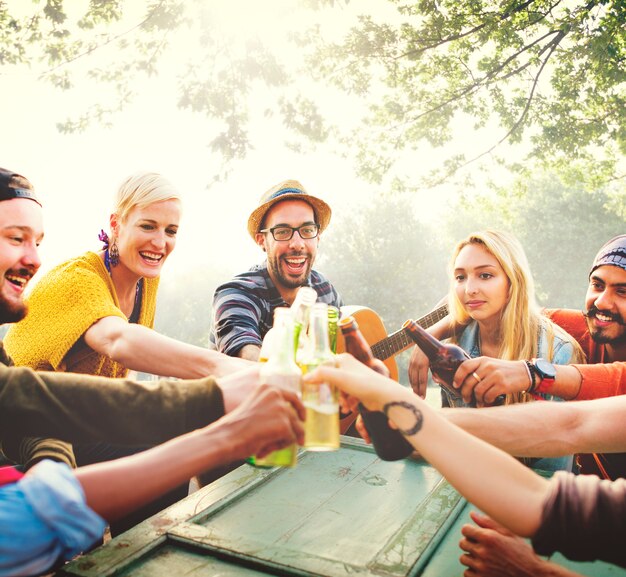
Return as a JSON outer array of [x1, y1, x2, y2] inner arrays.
[[531, 358, 556, 394]]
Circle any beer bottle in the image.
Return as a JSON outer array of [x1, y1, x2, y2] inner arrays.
[[338, 316, 414, 461], [300, 303, 340, 451], [258, 314, 280, 363], [403, 320, 504, 407], [249, 307, 302, 468], [403, 319, 469, 404], [327, 306, 339, 354], [291, 286, 317, 359]]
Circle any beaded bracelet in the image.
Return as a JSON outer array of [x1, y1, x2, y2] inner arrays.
[[523, 360, 538, 394]]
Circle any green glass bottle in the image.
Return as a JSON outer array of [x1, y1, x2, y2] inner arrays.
[[248, 307, 302, 468], [327, 305, 339, 354], [299, 303, 340, 451]]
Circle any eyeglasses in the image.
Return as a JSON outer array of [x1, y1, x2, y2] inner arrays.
[[260, 223, 320, 241]]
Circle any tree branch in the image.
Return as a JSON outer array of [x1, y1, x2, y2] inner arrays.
[[395, 0, 549, 61], [386, 28, 563, 133], [429, 30, 567, 186], [38, 0, 175, 78]]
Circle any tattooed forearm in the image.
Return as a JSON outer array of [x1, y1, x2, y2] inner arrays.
[[383, 401, 424, 436]]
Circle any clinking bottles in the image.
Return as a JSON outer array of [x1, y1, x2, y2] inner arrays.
[[249, 307, 302, 467], [338, 316, 414, 461], [299, 303, 340, 451]]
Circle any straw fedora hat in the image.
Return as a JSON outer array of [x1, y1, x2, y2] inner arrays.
[[247, 179, 332, 240]]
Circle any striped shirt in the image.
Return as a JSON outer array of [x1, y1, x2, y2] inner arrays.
[[210, 262, 343, 356]]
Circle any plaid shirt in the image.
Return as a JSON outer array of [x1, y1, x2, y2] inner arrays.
[[210, 262, 343, 356]]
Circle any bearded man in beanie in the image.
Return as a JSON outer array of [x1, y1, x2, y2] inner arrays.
[[210, 179, 343, 361]]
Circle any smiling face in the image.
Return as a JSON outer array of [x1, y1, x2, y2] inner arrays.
[[0, 198, 43, 323], [584, 265, 626, 346], [255, 199, 319, 298], [453, 242, 510, 327], [112, 199, 181, 279]]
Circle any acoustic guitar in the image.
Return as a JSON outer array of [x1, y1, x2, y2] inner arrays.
[[335, 303, 449, 382]]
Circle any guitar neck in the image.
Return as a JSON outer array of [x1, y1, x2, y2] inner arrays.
[[371, 304, 449, 361]]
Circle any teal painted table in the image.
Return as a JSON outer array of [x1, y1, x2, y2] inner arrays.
[[56, 437, 625, 577]]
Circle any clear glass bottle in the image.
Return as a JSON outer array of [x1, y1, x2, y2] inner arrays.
[[299, 303, 340, 451], [248, 307, 302, 467], [291, 286, 317, 362], [339, 316, 414, 461]]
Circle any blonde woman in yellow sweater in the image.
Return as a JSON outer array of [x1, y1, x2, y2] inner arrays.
[[5, 171, 247, 381], [4, 171, 251, 535]]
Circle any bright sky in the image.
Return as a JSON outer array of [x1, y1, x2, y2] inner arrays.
[[0, 1, 500, 286]]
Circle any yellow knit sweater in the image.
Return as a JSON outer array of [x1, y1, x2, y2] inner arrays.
[[5, 251, 159, 378]]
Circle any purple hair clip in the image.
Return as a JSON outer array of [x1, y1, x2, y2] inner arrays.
[[98, 229, 110, 249]]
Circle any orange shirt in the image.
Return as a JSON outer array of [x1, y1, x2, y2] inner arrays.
[[545, 309, 626, 400]]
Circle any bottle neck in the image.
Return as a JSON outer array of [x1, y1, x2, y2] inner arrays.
[[307, 308, 333, 363], [268, 316, 298, 367], [340, 323, 375, 365], [405, 320, 441, 357], [291, 287, 316, 324]]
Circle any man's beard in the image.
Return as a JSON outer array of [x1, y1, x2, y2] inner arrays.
[[0, 297, 27, 324], [268, 253, 312, 289], [584, 305, 626, 344]]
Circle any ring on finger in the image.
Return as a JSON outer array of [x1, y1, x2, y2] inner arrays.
[[472, 372, 482, 383]]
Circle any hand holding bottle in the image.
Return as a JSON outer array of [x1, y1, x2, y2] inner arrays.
[[228, 383, 306, 461], [299, 303, 340, 451], [339, 316, 414, 461], [249, 307, 302, 468], [452, 357, 531, 407], [303, 353, 402, 414]]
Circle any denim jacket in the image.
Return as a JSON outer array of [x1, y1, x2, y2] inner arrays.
[[442, 320, 576, 472]]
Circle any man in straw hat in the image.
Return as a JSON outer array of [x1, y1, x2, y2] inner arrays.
[[210, 179, 343, 361], [0, 167, 304, 574]]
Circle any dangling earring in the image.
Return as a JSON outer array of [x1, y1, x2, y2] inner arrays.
[[109, 239, 120, 267]]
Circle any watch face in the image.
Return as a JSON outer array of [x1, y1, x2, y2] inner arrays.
[[535, 358, 556, 380]]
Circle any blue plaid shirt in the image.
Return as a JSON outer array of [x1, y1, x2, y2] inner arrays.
[[210, 262, 343, 356]]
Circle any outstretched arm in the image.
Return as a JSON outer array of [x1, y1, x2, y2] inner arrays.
[[84, 316, 252, 379], [451, 357, 584, 406], [237, 344, 262, 362], [305, 354, 547, 538], [76, 383, 305, 521], [443, 394, 626, 458], [446, 357, 626, 405]]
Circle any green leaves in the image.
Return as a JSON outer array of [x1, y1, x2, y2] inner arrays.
[[2, 1, 624, 187], [304, 0, 625, 184]]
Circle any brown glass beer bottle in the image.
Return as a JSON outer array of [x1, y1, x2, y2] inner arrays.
[[339, 316, 414, 461], [404, 320, 505, 407]]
